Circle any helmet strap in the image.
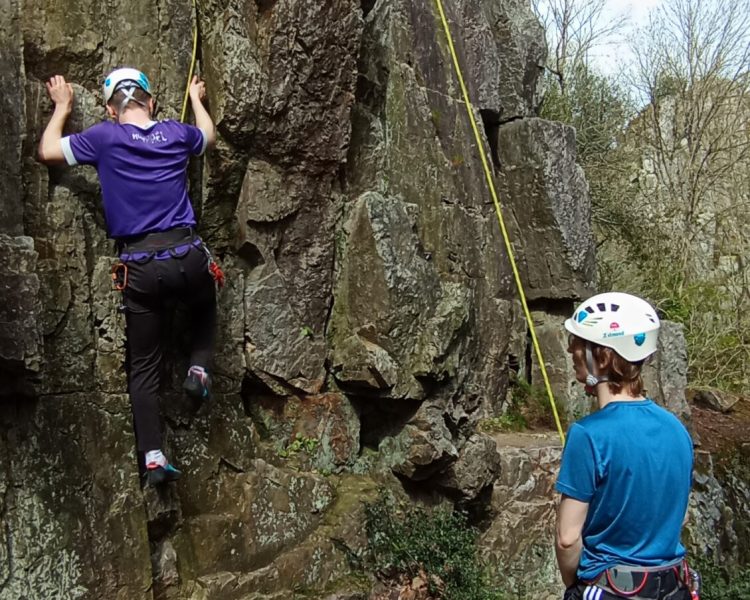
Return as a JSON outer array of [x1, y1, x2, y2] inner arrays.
[[117, 86, 148, 116], [584, 342, 609, 389]]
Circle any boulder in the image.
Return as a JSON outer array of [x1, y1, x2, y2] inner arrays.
[[479, 433, 563, 599], [437, 433, 502, 498], [692, 389, 740, 413], [380, 401, 459, 480]]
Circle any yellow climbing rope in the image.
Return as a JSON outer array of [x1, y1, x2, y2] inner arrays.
[[180, 0, 199, 122], [433, 0, 566, 445]]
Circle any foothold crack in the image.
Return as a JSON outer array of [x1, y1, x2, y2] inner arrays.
[[219, 456, 245, 474]]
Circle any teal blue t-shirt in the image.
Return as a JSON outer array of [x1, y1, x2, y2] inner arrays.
[[555, 399, 693, 581]]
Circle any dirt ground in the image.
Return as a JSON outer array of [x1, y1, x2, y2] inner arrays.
[[690, 393, 750, 454]]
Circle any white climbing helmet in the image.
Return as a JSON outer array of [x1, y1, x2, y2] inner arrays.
[[564, 292, 660, 363], [103, 67, 152, 104]]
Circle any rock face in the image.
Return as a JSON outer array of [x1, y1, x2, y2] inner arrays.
[[0, 235, 42, 394], [642, 320, 692, 425], [479, 434, 562, 599], [1, 0, 742, 599], [496, 119, 596, 300]]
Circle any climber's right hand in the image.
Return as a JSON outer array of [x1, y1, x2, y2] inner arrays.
[[45, 75, 74, 112]]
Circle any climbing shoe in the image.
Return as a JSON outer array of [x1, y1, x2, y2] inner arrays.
[[145, 462, 182, 486], [183, 365, 211, 401]]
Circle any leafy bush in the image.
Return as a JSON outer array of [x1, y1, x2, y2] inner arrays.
[[691, 559, 750, 600], [364, 490, 505, 600]]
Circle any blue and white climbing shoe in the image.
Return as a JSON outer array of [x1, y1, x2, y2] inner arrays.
[[183, 365, 211, 401]]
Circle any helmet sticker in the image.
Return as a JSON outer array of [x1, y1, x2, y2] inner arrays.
[[137, 72, 150, 91], [609, 322, 620, 330], [579, 315, 602, 327], [576, 311, 588, 323], [634, 333, 646, 346]]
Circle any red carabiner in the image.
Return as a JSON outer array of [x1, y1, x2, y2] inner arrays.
[[209, 260, 225, 288]]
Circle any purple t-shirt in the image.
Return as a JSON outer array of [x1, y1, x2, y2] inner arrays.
[[61, 120, 208, 239]]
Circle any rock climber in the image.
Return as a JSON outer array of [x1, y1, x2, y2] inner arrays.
[[38, 68, 217, 486], [555, 292, 697, 599]]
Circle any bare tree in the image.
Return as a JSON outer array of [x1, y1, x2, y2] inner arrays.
[[627, 0, 750, 278], [533, 0, 625, 92], [624, 0, 750, 389]]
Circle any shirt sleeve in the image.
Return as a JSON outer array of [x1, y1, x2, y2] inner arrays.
[[182, 123, 208, 156], [61, 122, 110, 166], [556, 423, 598, 502]]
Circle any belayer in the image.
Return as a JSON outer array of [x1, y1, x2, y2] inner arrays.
[[555, 292, 699, 600], [38, 68, 218, 486]]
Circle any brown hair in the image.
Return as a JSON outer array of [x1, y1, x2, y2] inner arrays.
[[108, 87, 151, 112], [569, 335, 645, 397], [591, 344, 645, 397]]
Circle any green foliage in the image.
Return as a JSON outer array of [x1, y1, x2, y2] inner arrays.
[[612, 259, 750, 392], [540, 64, 634, 165], [481, 376, 558, 432], [692, 559, 750, 600], [364, 490, 505, 600], [277, 433, 319, 458], [479, 413, 526, 433]]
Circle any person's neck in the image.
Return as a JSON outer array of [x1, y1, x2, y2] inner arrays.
[[117, 108, 153, 127], [595, 385, 645, 409]]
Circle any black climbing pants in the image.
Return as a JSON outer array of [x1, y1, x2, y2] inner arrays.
[[123, 242, 216, 452]]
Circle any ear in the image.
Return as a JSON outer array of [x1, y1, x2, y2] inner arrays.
[[148, 97, 156, 117], [105, 104, 117, 120], [594, 346, 614, 371]]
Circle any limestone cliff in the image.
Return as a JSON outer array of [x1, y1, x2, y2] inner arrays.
[[0, 1, 744, 599]]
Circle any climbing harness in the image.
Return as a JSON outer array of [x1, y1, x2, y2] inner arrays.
[[433, 0, 565, 443], [116, 227, 202, 263], [580, 560, 698, 599], [114, 227, 225, 289], [180, 0, 199, 123]]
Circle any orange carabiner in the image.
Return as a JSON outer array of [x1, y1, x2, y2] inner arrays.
[[111, 262, 128, 291]]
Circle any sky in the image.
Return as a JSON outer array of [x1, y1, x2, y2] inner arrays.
[[588, 0, 664, 74], [602, 0, 662, 24]]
